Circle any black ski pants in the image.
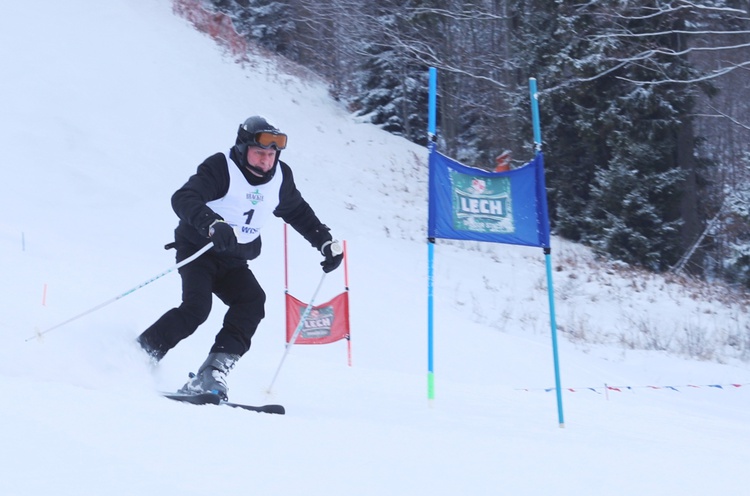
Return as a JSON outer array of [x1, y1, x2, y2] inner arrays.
[[138, 249, 265, 360]]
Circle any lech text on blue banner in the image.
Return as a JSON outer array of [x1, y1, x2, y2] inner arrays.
[[428, 151, 551, 248]]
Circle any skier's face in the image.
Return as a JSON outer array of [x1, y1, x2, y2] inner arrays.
[[245, 146, 277, 177]]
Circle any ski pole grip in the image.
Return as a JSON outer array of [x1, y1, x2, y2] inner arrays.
[[320, 240, 343, 256], [330, 240, 343, 256]]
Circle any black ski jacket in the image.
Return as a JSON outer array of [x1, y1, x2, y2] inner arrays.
[[170, 150, 331, 261]]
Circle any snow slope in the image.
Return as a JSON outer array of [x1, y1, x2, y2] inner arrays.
[[1, 1, 749, 495]]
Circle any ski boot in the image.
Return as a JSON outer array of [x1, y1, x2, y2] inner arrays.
[[178, 352, 240, 401]]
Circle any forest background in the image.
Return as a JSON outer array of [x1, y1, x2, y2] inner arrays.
[[200, 0, 750, 288]]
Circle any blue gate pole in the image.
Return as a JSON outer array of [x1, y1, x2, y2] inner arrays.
[[427, 67, 437, 402], [530, 78, 565, 427], [530, 78, 543, 151], [429, 67, 437, 141]]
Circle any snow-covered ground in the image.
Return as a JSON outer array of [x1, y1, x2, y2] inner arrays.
[[1, 1, 749, 494]]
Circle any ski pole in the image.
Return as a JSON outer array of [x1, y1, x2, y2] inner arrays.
[[25, 242, 214, 342], [266, 271, 328, 395]]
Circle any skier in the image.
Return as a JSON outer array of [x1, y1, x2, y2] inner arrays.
[[137, 116, 343, 400]]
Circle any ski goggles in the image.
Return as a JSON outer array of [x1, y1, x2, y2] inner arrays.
[[255, 131, 288, 150], [238, 125, 288, 150]]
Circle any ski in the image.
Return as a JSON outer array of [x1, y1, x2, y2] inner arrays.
[[163, 391, 222, 405], [222, 402, 285, 415], [163, 392, 285, 415]]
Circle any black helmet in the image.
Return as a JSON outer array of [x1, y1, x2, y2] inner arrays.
[[234, 116, 287, 180]]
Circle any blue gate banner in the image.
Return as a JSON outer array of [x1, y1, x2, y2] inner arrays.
[[428, 151, 551, 248]]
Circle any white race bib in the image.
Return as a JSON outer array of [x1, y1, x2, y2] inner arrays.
[[206, 155, 282, 244]]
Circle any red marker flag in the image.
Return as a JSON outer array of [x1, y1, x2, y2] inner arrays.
[[285, 292, 350, 345]]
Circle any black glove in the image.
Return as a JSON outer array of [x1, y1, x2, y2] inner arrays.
[[320, 241, 343, 273], [209, 221, 237, 252]]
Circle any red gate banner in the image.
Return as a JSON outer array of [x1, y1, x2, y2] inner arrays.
[[285, 292, 350, 345]]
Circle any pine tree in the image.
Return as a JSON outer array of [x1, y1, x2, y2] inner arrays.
[[349, 1, 432, 145], [722, 153, 750, 286], [527, 1, 706, 270], [207, 0, 295, 55]]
